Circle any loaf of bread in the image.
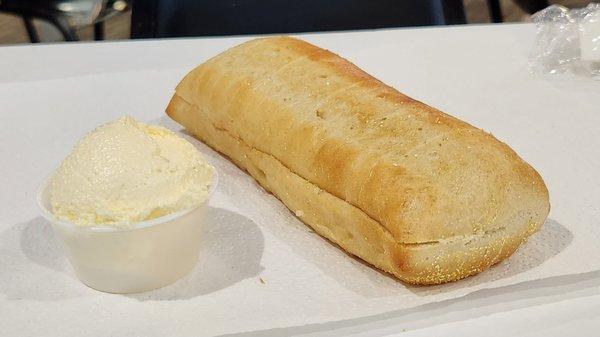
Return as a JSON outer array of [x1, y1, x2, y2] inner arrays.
[[166, 36, 550, 284]]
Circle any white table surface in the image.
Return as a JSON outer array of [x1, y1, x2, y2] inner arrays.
[[1, 23, 599, 337]]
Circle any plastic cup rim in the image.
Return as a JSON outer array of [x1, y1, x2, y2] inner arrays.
[[36, 166, 218, 233]]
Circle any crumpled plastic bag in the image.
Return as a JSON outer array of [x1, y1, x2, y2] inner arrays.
[[530, 3, 600, 79]]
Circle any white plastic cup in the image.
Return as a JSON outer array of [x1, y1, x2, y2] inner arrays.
[[36, 171, 217, 294]]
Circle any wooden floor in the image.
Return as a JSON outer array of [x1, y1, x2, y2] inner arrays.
[[465, 0, 592, 23], [0, 11, 131, 44], [0, 0, 592, 44]]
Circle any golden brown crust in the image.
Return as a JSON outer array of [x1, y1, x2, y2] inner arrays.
[[166, 36, 550, 284], [167, 96, 543, 284]]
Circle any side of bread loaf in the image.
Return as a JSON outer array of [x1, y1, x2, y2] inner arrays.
[[167, 36, 550, 284]]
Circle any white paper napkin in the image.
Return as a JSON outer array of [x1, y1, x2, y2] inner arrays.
[[0, 68, 599, 337]]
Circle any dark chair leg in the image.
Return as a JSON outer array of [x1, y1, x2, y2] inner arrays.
[[443, 0, 467, 25], [513, 0, 549, 14], [94, 21, 105, 40], [52, 16, 79, 41], [23, 16, 40, 43], [487, 0, 503, 23]]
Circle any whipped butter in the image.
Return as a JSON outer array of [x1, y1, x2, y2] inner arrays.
[[48, 116, 213, 227]]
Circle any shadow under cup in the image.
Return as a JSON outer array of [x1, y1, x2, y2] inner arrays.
[[36, 172, 217, 294]]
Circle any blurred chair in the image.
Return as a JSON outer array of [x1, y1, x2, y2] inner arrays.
[[132, 0, 466, 38], [0, 0, 129, 42], [487, 0, 549, 23]]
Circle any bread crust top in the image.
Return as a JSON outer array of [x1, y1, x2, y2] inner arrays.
[[174, 36, 550, 244]]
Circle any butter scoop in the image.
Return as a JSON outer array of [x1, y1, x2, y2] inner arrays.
[[49, 116, 214, 227]]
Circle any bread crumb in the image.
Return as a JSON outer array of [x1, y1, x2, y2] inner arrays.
[[259, 277, 266, 284]]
